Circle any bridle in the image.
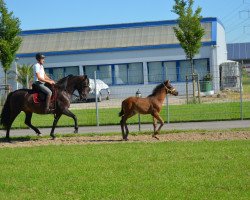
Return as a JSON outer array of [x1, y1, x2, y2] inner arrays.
[[78, 78, 90, 99], [162, 83, 176, 94]]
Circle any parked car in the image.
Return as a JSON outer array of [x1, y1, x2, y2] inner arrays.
[[71, 79, 110, 103]]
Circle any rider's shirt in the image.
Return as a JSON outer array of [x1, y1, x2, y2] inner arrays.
[[33, 63, 45, 83]]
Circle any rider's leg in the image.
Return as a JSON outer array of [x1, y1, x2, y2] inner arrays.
[[34, 81, 52, 113], [45, 92, 52, 113]]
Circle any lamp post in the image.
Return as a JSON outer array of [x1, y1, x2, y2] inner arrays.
[[15, 57, 19, 90], [136, 89, 142, 131]]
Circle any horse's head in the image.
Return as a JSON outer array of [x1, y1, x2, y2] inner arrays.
[[163, 80, 178, 96], [76, 75, 91, 100]]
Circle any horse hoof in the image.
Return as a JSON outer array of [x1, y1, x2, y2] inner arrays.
[[50, 134, 56, 140], [152, 135, 159, 140], [74, 130, 78, 134], [37, 133, 42, 137], [4, 138, 11, 143], [123, 138, 128, 141]]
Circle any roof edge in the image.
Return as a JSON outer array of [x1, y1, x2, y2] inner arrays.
[[17, 41, 216, 58], [20, 17, 221, 36]]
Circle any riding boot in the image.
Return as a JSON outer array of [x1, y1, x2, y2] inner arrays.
[[45, 94, 52, 114]]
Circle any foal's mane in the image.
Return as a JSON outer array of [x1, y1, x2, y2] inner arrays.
[[148, 83, 165, 97]]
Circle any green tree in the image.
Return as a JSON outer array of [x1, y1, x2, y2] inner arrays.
[[16, 64, 33, 88], [0, 0, 22, 86], [172, 0, 205, 99]]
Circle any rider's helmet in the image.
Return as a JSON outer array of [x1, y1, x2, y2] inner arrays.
[[35, 53, 45, 61]]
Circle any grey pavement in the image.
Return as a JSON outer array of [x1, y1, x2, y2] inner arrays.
[[0, 120, 249, 137]]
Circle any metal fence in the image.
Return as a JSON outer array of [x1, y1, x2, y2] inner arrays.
[[69, 63, 250, 127], [0, 64, 249, 129], [0, 74, 12, 106]]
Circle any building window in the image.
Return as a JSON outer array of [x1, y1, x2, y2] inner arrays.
[[84, 65, 97, 79], [148, 59, 208, 83], [179, 60, 192, 81], [65, 66, 79, 76], [163, 61, 177, 82], [128, 63, 143, 84], [148, 61, 177, 83], [44, 68, 52, 78], [194, 59, 209, 80], [179, 59, 209, 81], [83, 62, 143, 85], [114, 64, 128, 84], [148, 62, 163, 82], [52, 68, 64, 81], [44, 66, 79, 81], [99, 65, 112, 85]]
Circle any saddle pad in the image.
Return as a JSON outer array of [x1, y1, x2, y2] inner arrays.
[[32, 92, 56, 104], [33, 93, 40, 104]]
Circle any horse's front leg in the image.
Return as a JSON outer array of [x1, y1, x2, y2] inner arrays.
[[62, 109, 78, 133], [50, 113, 62, 139], [151, 112, 164, 140]]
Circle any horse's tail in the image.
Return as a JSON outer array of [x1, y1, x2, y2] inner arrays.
[[119, 108, 124, 117], [0, 92, 13, 128], [118, 100, 124, 117]]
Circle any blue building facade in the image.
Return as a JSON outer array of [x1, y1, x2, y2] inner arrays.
[[0, 17, 228, 96]]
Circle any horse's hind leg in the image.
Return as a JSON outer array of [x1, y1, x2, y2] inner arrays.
[[153, 117, 157, 133], [6, 110, 21, 140], [50, 113, 62, 139], [120, 116, 126, 140], [120, 114, 133, 141], [25, 112, 42, 136], [124, 121, 129, 140], [123, 112, 136, 140]]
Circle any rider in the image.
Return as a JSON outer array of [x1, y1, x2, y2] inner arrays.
[[33, 53, 55, 113]]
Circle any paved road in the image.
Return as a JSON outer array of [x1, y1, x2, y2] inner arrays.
[[0, 120, 249, 137]]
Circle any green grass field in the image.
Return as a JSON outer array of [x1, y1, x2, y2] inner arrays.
[[4, 101, 250, 129], [0, 140, 249, 200]]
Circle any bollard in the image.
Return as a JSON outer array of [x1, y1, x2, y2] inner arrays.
[[136, 89, 142, 131]]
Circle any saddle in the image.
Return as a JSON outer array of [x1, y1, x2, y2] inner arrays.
[[31, 83, 57, 105]]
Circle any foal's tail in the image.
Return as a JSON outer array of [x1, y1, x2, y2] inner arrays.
[[0, 92, 13, 128], [119, 108, 124, 117], [119, 102, 125, 117]]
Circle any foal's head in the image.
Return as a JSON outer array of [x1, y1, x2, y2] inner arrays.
[[163, 80, 178, 96]]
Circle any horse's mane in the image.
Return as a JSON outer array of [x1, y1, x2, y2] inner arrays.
[[148, 83, 165, 97], [56, 74, 74, 86]]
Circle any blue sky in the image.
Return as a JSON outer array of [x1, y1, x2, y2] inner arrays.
[[4, 0, 250, 43]]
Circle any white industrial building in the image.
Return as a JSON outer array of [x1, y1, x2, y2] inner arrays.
[[0, 17, 227, 97]]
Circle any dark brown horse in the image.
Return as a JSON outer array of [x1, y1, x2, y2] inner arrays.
[[0, 75, 90, 140], [119, 80, 178, 140]]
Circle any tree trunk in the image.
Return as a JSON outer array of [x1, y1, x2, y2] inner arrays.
[[4, 70, 8, 99], [4, 70, 7, 86], [190, 59, 196, 100]]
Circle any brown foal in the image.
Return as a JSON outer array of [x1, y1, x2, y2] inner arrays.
[[119, 80, 178, 140]]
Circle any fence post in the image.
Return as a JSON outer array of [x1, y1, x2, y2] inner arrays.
[[186, 75, 189, 104], [94, 71, 99, 126], [240, 61, 243, 120], [166, 94, 170, 124]]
